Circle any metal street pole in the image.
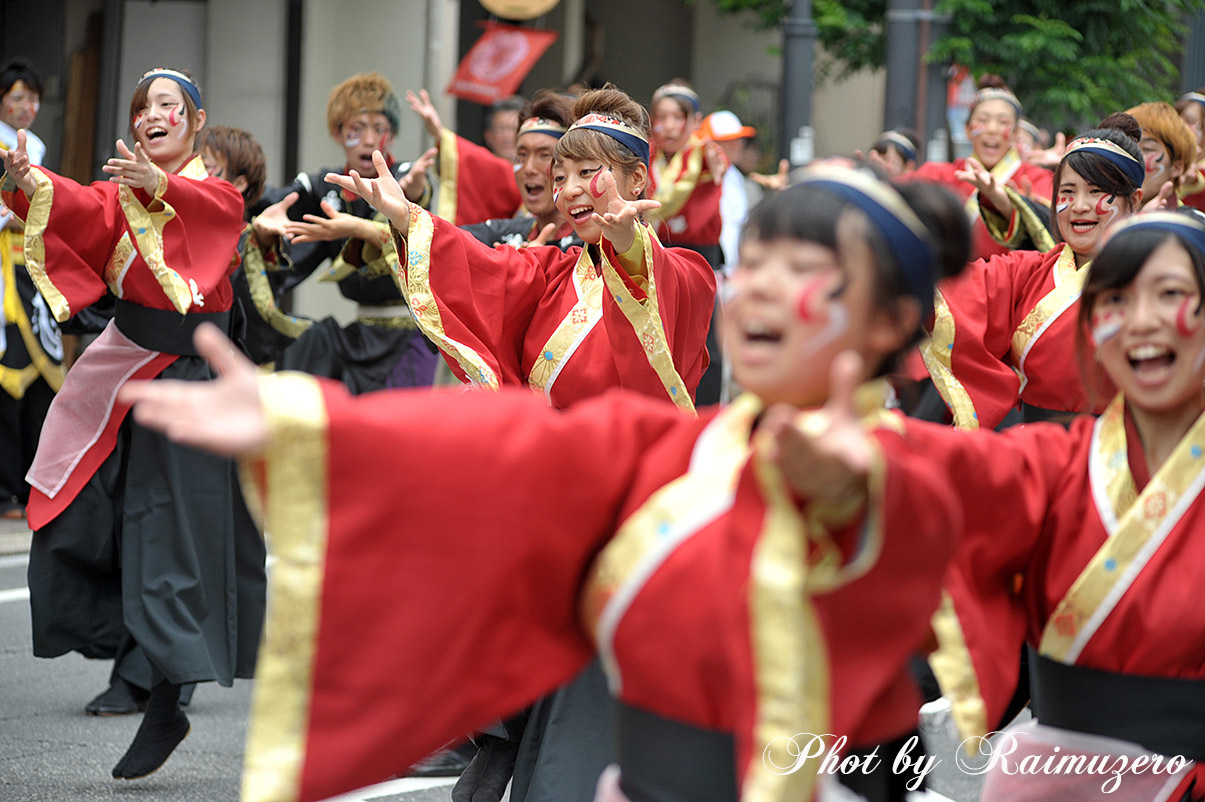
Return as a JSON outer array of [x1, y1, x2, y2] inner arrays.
[[779, 0, 816, 167], [883, 0, 921, 133], [921, 1, 952, 163]]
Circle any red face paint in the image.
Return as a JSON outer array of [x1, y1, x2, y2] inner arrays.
[[1094, 194, 1119, 222], [1177, 296, 1201, 337], [796, 273, 839, 322], [1091, 308, 1124, 346], [589, 170, 607, 199], [168, 106, 180, 127], [796, 281, 822, 322], [133, 112, 147, 130]]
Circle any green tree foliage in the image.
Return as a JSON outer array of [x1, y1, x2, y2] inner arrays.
[[707, 0, 1205, 130]]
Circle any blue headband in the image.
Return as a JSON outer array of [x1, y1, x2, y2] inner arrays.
[[798, 163, 937, 316], [653, 84, 701, 114], [1180, 92, 1205, 111], [1062, 137, 1145, 191], [137, 68, 203, 111], [1107, 211, 1205, 259], [876, 131, 917, 164], [566, 113, 651, 167]]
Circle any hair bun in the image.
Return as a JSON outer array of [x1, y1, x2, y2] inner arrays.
[[570, 84, 651, 139], [1096, 111, 1142, 145], [976, 73, 1010, 91]]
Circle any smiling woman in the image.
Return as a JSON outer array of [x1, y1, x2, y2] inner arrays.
[[910, 212, 1205, 802], [922, 120, 1147, 429], [0, 66, 263, 783], [324, 83, 716, 412], [901, 75, 1055, 260]]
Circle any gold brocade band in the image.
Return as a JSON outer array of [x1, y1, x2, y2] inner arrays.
[[1040, 395, 1205, 662], [1089, 395, 1138, 532], [435, 128, 460, 225], [648, 136, 706, 227], [920, 290, 980, 429], [928, 591, 990, 746], [242, 229, 314, 340], [744, 429, 830, 802], [119, 156, 210, 315], [322, 221, 393, 283], [18, 166, 71, 321], [527, 249, 604, 399], [598, 225, 695, 414], [1010, 244, 1084, 394], [980, 185, 1056, 253], [241, 372, 330, 802], [386, 203, 499, 388]]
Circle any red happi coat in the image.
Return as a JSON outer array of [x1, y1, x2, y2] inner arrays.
[[236, 384, 958, 802], [905, 151, 1053, 260], [385, 203, 715, 410], [1, 156, 244, 527], [922, 243, 1101, 430], [648, 132, 725, 250], [435, 129, 522, 226], [906, 401, 1204, 799]]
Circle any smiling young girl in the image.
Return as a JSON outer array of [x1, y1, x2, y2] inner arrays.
[[923, 123, 1146, 428], [119, 160, 971, 802], [0, 67, 264, 780]]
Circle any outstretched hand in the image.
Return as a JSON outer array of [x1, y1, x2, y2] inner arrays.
[[398, 146, 437, 202], [588, 168, 661, 253], [956, 157, 1013, 218], [324, 151, 412, 232], [118, 324, 267, 456], [406, 89, 444, 141], [0, 128, 36, 197], [1024, 131, 1066, 169], [102, 139, 160, 194], [285, 199, 377, 244], [750, 159, 790, 192], [1140, 180, 1176, 213], [759, 351, 873, 506], [251, 192, 299, 249], [516, 222, 558, 249]]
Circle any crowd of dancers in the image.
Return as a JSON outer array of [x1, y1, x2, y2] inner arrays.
[[2, 52, 1204, 802]]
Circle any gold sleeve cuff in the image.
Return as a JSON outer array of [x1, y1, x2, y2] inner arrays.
[[241, 370, 329, 802]]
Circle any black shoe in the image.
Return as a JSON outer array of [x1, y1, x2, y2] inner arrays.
[[112, 682, 190, 780], [407, 747, 472, 778], [86, 678, 150, 716]]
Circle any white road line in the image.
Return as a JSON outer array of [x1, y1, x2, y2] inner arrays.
[[0, 587, 30, 604], [0, 553, 30, 569], [318, 776, 458, 801]]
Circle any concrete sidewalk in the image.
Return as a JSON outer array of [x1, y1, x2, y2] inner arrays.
[[0, 515, 31, 554]]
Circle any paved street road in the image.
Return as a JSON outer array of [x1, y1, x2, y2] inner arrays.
[[0, 545, 458, 802]]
